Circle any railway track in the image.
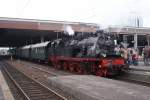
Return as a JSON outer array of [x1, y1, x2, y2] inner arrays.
[[7, 60, 73, 86], [2, 61, 67, 100], [16, 60, 73, 76], [21, 63, 58, 76], [29, 62, 150, 87]]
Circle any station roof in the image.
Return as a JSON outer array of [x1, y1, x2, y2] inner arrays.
[[0, 17, 97, 32], [0, 17, 98, 47], [105, 26, 150, 35]]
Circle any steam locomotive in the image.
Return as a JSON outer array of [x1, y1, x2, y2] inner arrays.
[[12, 31, 125, 77]]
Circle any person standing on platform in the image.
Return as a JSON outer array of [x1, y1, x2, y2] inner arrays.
[[120, 47, 128, 65], [127, 48, 132, 65], [143, 46, 149, 66], [132, 48, 139, 66]]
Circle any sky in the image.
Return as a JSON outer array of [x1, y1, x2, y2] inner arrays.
[[0, 0, 150, 28]]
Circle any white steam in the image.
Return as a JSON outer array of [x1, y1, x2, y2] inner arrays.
[[64, 25, 75, 36]]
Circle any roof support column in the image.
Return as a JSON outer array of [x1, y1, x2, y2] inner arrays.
[[147, 35, 150, 46], [123, 35, 128, 44], [123, 35, 128, 48], [134, 33, 138, 49]]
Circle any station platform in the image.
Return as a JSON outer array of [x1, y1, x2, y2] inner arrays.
[[124, 61, 150, 83], [0, 86, 4, 100], [47, 75, 150, 100], [0, 64, 14, 100]]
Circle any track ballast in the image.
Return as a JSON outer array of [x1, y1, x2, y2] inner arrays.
[[2, 61, 67, 100]]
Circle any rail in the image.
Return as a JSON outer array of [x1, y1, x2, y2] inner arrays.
[[2, 61, 67, 100]]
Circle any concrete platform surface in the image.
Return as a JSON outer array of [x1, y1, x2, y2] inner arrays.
[[123, 69, 150, 83], [0, 70, 15, 100], [48, 75, 150, 100], [130, 61, 150, 71], [126, 69, 150, 76], [0, 86, 4, 100], [0, 61, 14, 100], [130, 65, 150, 72]]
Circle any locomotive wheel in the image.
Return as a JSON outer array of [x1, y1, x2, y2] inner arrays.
[[76, 66, 84, 74], [54, 65, 58, 69], [63, 62, 68, 71], [56, 64, 61, 69], [96, 69, 107, 77], [69, 63, 76, 72], [69, 66, 75, 72], [53, 63, 57, 69], [96, 70, 103, 76], [76, 67, 82, 74]]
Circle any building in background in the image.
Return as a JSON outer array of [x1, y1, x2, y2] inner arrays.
[[105, 26, 150, 54], [127, 15, 143, 27], [117, 12, 143, 27], [105, 13, 146, 54]]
